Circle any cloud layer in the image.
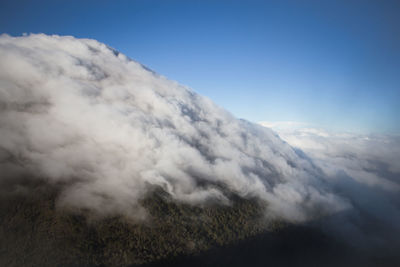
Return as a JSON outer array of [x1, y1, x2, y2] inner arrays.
[[260, 122, 400, 249], [0, 34, 349, 222], [1, 34, 399, 256]]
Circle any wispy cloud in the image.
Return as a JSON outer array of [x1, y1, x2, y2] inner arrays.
[[258, 121, 308, 131]]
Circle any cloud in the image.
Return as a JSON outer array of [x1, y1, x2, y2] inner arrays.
[[274, 127, 400, 191], [261, 122, 400, 250], [1, 34, 399, 258], [258, 121, 308, 131], [0, 34, 350, 223]]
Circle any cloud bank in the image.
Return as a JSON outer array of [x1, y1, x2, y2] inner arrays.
[[1, 34, 399, 255], [260, 122, 400, 250], [0, 34, 348, 222]]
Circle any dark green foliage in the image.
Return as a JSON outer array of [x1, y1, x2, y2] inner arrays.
[[0, 183, 279, 266]]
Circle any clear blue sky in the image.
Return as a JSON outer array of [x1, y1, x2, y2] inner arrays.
[[1, 0, 399, 134]]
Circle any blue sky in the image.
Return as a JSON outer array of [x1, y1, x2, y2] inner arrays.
[[1, 0, 399, 134]]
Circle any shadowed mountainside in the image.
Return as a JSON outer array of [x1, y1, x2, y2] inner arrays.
[[1, 180, 397, 267], [0, 180, 274, 266]]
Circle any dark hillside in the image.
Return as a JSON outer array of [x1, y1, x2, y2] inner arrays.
[[0, 180, 273, 266]]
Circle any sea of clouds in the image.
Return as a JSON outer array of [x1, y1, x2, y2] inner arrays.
[[259, 122, 400, 249], [0, 34, 399, 251]]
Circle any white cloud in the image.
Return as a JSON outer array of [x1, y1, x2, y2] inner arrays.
[[1, 34, 399, 251], [0, 34, 348, 222], [1, 33, 399, 249], [258, 121, 308, 131], [268, 125, 400, 191], [260, 121, 400, 248]]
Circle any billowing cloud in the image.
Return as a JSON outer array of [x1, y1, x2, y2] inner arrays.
[[0, 34, 349, 223], [1, 34, 400, 253], [1, 33, 399, 259]]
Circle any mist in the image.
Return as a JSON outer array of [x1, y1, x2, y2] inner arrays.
[[1, 34, 399, 255]]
